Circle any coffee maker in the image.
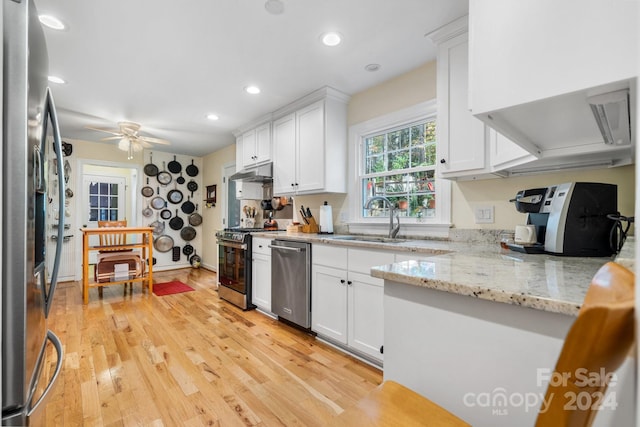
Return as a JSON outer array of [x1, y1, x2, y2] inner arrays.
[[511, 182, 617, 256]]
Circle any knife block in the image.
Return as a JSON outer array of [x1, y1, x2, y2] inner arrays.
[[301, 217, 319, 233]]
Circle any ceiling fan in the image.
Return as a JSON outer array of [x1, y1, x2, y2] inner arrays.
[[86, 121, 170, 159]]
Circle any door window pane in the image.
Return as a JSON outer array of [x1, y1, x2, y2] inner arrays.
[[89, 180, 121, 221]]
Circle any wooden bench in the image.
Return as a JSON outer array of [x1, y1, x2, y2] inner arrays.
[[330, 380, 470, 426]]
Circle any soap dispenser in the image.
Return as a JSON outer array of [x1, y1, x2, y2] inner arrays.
[[319, 201, 334, 234]]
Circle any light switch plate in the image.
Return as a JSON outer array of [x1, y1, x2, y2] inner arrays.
[[474, 205, 494, 224]]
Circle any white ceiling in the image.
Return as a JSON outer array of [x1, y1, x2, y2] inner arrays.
[[34, 0, 468, 157]]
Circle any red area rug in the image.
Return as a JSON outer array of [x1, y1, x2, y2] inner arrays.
[[153, 281, 194, 296]]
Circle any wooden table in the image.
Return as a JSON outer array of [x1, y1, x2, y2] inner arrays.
[[81, 227, 154, 304]]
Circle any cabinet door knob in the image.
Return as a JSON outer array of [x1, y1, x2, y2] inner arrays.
[[440, 158, 446, 164], [347, 281, 352, 285], [295, 183, 299, 187], [340, 279, 346, 284], [291, 183, 295, 187], [380, 345, 384, 354]]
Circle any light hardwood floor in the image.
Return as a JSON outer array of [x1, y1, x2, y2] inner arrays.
[[41, 268, 382, 426]]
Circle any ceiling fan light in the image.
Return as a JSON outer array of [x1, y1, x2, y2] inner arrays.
[[132, 142, 144, 152], [118, 138, 130, 151]]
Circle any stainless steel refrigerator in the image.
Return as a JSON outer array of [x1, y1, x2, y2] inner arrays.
[[2, 0, 66, 424]]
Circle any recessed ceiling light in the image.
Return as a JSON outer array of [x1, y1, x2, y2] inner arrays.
[[264, 0, 284, 15], [206, 113, 219, 121], [245, 86, 261, 95], [48, 76, 66, 84], [365, 63, 381, 72], [321, 32, 342, 47], [39, 15, 65, 30]]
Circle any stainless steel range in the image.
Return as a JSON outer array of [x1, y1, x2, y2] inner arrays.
[[215, 228, 279, 310]]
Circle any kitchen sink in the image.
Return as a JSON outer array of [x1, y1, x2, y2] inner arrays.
[[328, 235, 408, 244]]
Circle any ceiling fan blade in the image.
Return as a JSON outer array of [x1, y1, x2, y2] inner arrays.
[[137, 140, 153, 149], [100, 136, 124, 141], [139, 136, 171, 145], [85, 125, 122, 136]]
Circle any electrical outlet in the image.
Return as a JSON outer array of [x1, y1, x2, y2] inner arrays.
[[474, 205, 494, 224]]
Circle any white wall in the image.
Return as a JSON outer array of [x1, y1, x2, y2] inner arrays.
[[201, 144, 236, 269]]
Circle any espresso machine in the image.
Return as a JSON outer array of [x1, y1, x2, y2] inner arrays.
[[510, 182, 618, 256]]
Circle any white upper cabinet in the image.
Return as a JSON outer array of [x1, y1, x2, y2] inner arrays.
[[428, 16, 534, 179], [272, 87, 350, 196], [236, 122, 271, 171], [468, 0, 637, 173]]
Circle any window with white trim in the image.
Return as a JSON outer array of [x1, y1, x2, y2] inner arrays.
[[361, 119, 437, 219], [348, 100, 450, 231]]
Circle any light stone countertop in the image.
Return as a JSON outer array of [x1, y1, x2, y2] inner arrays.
[[252, 231, 635, 317]]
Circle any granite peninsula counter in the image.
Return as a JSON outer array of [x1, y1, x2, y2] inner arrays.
[[253, 231, 634, 316]]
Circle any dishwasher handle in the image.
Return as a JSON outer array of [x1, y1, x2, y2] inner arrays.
[[269, 244, 303, 253]]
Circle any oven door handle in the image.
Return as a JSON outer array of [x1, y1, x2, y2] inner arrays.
[[217, 240, 247, 250], [269, 244, 303, 253]]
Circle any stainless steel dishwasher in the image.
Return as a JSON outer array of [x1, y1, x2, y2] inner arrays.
[[270, 239, 311, 329]]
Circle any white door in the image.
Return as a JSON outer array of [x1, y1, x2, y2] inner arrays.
[[82, 174, 126, 263], [272, 114, 297, 195], [223, 163, 241, 228], [311, 265, 348, 344], [252, 254, 272, 312], [296, 100, 325, 193], [348, 271, 385, 362]]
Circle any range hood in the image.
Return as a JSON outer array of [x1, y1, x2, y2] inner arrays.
[[588, 89, 631, 146], [475, 79, 636, 175], [229, 162, 273, 182]]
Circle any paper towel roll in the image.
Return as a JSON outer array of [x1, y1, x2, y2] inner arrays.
[[319, 201, 333, 234]]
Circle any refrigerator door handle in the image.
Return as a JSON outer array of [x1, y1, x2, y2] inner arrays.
[[44, 87, 65, 318], [26, 330, 64, 417], [33, 145, 44, 192]]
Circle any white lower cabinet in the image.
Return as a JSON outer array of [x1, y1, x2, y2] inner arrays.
[[312, 264, 348, 344], [347, 271, 385, 359], [312, 244, 391, 364], [252, 237, 272, 313]]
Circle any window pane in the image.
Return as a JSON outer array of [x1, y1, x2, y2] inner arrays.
[[99, 182, 109, 194], [89, 195, 98, 208], [387, 131, 401, 151], [387, 150, 409, 171], [110, 196, 118, 209], [399, 128, 410, 149], [425, 121, 436, 142], [366, 135, 385, 156], [110, 184, 118, 195], [89, 209, 98, 221], [410, 125, 424, 145], [366, 154, 385, 174], [99, 195, 109, 207], [89, 182, 98, 194], [109, 210, 118, 221], [410, 144, 427, 167]]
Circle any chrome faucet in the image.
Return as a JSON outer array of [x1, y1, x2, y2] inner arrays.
[[364, 196, 401, 239]]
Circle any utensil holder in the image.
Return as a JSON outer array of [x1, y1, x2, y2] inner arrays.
[[301, 217, 319, 233]]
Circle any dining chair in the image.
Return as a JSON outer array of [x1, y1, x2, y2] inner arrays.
[[95, 220, 144, 292], [331, 261, 635, 427], [535, 261, 635, 426]]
